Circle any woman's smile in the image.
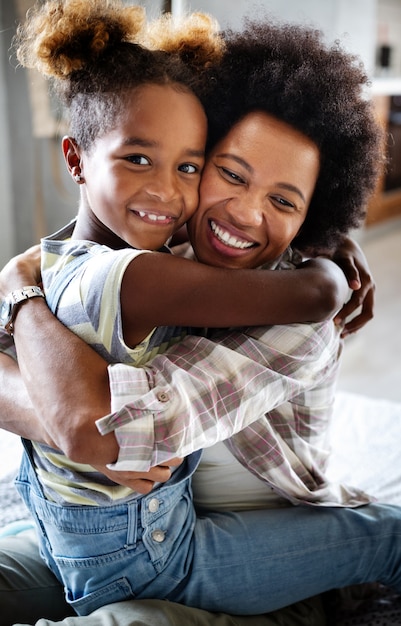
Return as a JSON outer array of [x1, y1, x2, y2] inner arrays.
[[209, 219, 257, 253], [188, 111, 320, 269]]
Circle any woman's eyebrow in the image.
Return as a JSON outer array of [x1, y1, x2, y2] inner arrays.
[[216, 153, 306, 202], [276, 183, 306, 203], [216, 153, 253, 173]]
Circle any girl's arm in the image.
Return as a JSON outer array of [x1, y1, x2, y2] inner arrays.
[[331, 236, 375, 336], [120, 252, 348, 347]]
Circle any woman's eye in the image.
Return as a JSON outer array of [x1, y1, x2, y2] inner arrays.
[[271, 195, 296, 211], [179, 163, 198, 174], [219, 167, 245, 184], [126, 155, 150, 165]]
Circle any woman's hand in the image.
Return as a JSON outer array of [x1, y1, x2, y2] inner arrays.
[[0, 245, 42, 297], [92, 457, 184, 494], [331, 236, 375, 336]]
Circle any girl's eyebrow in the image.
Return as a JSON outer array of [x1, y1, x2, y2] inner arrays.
[[122, 137, 204, 158], [122, 137, 157, 147], [217, 153, 306, 203]]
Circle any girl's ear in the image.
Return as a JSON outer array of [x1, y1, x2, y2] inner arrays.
[[62, 136, 85, 184]]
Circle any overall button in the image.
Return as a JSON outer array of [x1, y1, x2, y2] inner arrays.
[[148, 498, 160, 513], [151, 529, 166, 543]]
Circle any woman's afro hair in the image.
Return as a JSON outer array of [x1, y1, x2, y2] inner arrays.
[[203, 18, 385, 250]]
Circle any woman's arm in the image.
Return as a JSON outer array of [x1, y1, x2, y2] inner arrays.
[[0, 245, 116, 459], [11, 296, 116, 462], [0, 299, 180, 491], [0, 350, 51, 441]]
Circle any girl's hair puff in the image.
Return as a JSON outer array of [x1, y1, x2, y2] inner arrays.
[[141, 11, 225, 71], [14, 0, 221, 151], [15, 0, 146, 79]]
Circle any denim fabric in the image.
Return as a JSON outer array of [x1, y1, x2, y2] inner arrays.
[[16, 446, 401, 617]]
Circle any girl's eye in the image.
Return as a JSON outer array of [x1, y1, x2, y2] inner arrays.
[[179, 163, 199, 174], [219, 166, 245, 184], [126, 155, 150, 166]]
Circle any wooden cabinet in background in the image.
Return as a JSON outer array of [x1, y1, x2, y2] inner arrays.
[[367, 94, 401, 225]]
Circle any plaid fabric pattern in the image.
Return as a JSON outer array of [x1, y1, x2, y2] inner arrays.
[[0, 330, 17, 360], [100, 322, 371, 507]]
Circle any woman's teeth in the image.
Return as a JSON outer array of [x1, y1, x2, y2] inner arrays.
[[210, 220, 254, 249]]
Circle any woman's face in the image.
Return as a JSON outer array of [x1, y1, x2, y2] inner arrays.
[[187, 112, 320, 269]]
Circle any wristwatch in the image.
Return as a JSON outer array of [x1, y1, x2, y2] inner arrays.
[[0, 286, 45, 335]]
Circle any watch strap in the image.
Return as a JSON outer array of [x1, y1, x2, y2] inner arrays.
[[9, 285, 45, 306], [6, 286, 45, 334]]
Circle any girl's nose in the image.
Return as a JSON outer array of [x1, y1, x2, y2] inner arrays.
[[146, 170, 179, 203]]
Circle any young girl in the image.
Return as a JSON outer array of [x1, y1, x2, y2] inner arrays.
[[6, 0, 398, 620]]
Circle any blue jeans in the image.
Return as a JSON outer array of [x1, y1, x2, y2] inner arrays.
[[16, 445, 401, 616]]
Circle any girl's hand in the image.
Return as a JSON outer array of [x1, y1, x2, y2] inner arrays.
[[92, 457, 183, 494], [331, 236, 375, 336]]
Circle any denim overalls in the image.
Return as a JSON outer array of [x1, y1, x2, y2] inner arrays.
[[17, 440, 202, 614]]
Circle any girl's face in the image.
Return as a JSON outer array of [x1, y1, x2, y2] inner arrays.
[[67, 83, 206, 250], [187, 112, 320, 269]]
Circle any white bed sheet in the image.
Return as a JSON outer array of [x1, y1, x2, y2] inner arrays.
[[0, 429, 23, 482], [327, 391, 401, 505]]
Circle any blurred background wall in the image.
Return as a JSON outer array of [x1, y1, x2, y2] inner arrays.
[[0, 0, 399, 264]]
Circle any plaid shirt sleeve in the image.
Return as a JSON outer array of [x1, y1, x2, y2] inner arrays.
[[99, 320, 371, 507], [0, 329, 17, 360], [99, 321, 336, 466]]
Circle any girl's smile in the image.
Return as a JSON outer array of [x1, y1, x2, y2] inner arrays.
[[66, 83, 207, 251], [132, 209, 175, 224], [188, 112, 320, 269]]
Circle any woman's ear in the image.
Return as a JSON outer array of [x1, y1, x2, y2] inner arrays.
[[62, 136, 85, 184]]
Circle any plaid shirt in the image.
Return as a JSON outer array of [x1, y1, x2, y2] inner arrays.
[[0, 247, 371, 508], [99, 322, 371, 507]]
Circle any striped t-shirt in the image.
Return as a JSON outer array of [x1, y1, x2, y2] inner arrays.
[[35, 221, 189, 505]]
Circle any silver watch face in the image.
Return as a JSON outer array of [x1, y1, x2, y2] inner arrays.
[[0, 298, 12, 328]]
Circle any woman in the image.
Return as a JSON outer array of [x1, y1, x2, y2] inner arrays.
[[0, 6, 391, 626]]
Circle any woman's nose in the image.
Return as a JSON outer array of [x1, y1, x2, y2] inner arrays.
[[226, 195, 264, 228]]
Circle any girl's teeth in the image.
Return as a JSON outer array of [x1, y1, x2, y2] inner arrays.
[[138, 211, 168, 221], [211, 221, 253, 249]]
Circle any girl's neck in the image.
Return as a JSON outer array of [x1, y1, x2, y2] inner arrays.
[[72, 211, 128, 250]]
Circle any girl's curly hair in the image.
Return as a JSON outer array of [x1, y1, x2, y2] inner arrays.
[[14, 0, 224, 151], [203, 19, 385, 251]]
